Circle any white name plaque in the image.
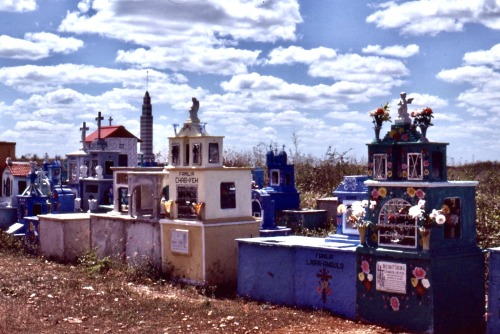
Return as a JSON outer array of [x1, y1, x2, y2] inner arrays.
[[171, 229, 189, 254], [375, 261, 407, 294]]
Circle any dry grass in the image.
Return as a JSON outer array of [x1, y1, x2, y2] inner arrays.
[[0, 244, 392, 334]]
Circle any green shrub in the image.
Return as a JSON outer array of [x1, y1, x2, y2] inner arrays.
[[78, 249, 113, 276]]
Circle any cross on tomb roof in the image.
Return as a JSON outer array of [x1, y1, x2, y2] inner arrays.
[[80, 122, 89, 150]]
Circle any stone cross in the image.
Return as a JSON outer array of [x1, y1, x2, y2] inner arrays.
[[95, 111, 107, 150], [96, 112, 104, 140], [108, 116, 113, 126], [80, 122, 89, 150]]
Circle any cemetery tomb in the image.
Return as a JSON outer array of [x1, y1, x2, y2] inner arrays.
[[159, 98, 260, 286]]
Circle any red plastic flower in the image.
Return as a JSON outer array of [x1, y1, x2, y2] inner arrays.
[[361, 260, 370, 274], [415, 189, 425, 199], [412, 267, 427, 279], [390, 297, 400, 311]]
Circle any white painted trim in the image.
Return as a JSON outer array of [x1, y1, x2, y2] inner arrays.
[[201, 223, 206, 283], [158, 219, 258, 228], [365, 180, 478, 187]]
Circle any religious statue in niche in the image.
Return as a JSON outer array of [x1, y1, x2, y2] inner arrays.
[[171, 144, 180, 165], [192, 143, 201, 165], [189, 97, 200, 122], [397, 92, 413, 124]]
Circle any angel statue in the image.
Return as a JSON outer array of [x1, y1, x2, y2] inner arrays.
[[189, 97, 200, 122], [397, 92, 413, 124]]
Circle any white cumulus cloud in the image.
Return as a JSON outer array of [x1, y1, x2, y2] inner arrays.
[[362, 44, 419, 58], [367, 1, 500, 36], [0, 32, 83, 60], [0, 0, 37, 12]]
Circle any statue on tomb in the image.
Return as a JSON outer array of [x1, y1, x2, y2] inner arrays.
[[397, 92, 413, 124], [189, 97, 200, 122]]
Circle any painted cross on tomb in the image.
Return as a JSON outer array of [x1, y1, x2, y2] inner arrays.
[[316, 268, 333, 303]]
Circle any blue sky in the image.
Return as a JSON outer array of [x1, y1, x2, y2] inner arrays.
[[0, 0, 499, 164]]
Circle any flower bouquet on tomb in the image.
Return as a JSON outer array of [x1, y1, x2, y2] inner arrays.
[[369, 102, 392, 142]]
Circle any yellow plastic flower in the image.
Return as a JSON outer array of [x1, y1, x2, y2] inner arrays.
[[407, 187, 416, 197], [441, 204, 450, 215], [378, 187, 387, 197], [411, 277, 419, 287], [358, 272, 365, 281], [337, 204, 345, 214]]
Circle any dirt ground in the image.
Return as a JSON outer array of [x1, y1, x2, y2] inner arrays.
[[0, 249, 400, 334]]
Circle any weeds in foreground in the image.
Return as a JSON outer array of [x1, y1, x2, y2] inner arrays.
[[77, 249, 113, 276], [125, 255, 167, 284], [0, 230, 24, 254]]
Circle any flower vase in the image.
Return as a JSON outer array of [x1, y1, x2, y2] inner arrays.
[[419, 227, 431, 251], [419, 125, 429, 142], [373, 126, 382, 143], [358, 223, 368, 246]]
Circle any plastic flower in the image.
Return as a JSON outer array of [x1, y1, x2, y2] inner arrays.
[[407, 187, 416, 197], [413, 204, 447, 227], [369, 102, 392, 127], [390, 297, 400, 311], [378, 187, 387, 198], [415, 189, 425, 199], [371, 189, 379, 199], [412, 267, 427, 279], [411, 277, 419, 287], [409, 205, 424, 219], [361, 260, 370, 274], [351, 202, 367, 219], [421, 278, 430, 289], [412, 107, 434, 127], [435, 214, 446, 225]]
